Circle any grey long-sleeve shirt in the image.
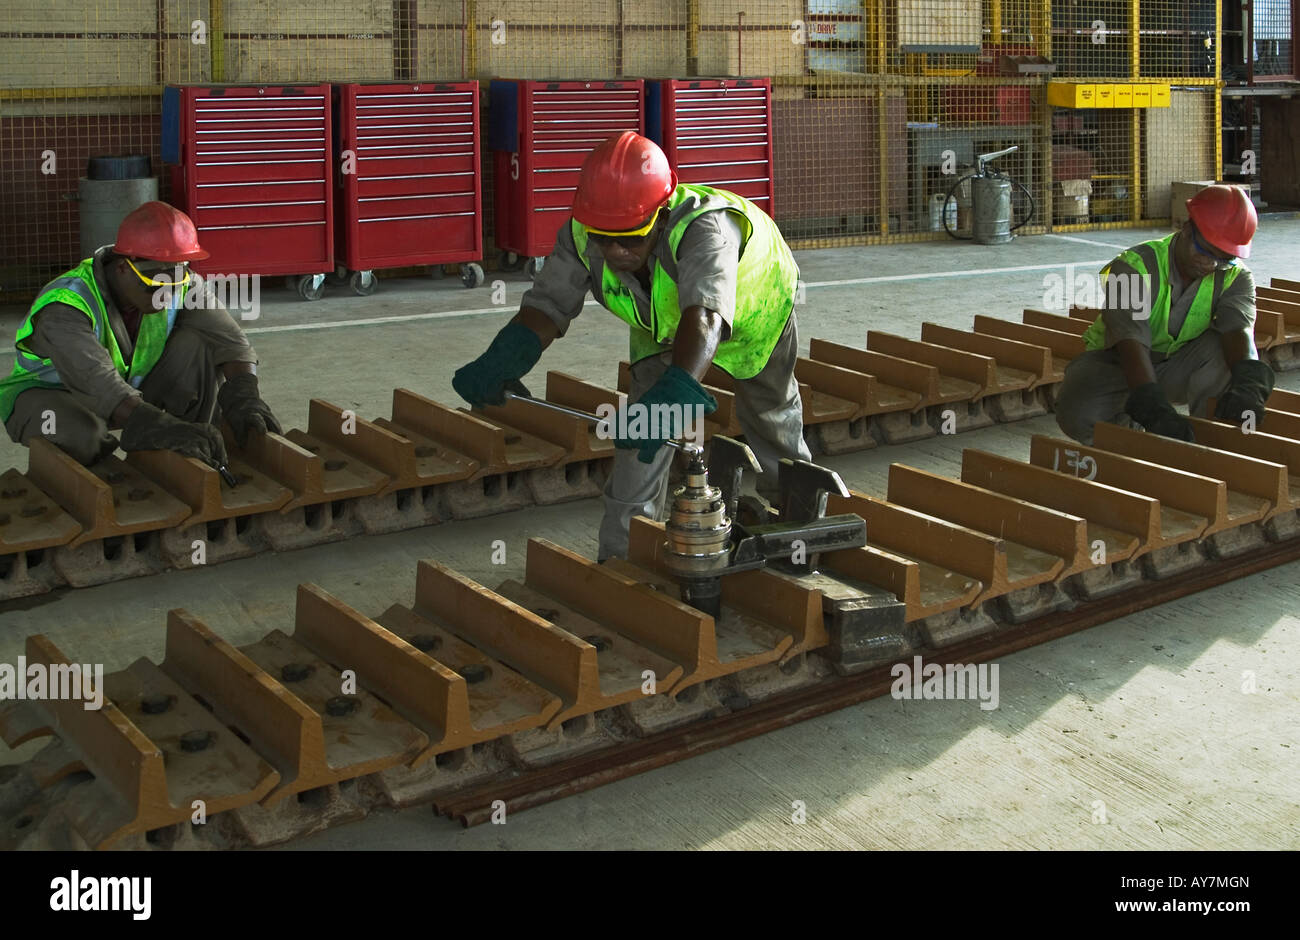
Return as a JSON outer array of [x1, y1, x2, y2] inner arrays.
[[22, 250, 257, 420], [520, 209, 745, 346], [1098, 233, 1255, 360]]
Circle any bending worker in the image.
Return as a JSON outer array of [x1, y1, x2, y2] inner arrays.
[[453, 131, 809, 560], [1, 201, 280, 468], [1056, 184, 1272, 445]]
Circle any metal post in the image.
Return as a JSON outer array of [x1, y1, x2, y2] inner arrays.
[[876, 0, 889, 235], [211, 0, 225, 83], [1217, 0, 1225, 177], [466, 0, 478, 80], [687, 0, 700, 76], [1130, 1, 1141, 222]]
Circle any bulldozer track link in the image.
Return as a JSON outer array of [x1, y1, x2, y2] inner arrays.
[[7, 387, 1300, 847], [2, 311, 1125, 601]]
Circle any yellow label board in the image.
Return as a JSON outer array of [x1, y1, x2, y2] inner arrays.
[[1047, 83, 1096, 108], [1049, 81, 1171, 108]]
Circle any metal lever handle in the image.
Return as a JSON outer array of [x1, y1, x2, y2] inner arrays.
[[976, 145, 1019, 173], [502, 389, 702, 455], [206, 459, 238, 488]]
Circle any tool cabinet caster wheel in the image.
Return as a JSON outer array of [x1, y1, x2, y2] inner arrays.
[[524, 256, 545, 279], [283, 275, 297, 291], [295, 274, 325, 301], [497, 250, 523, 272], [461, 262, 485, 288], [349, 270, 377, 296], [328, 265, 349, 285], [429, 264, 446, 279]]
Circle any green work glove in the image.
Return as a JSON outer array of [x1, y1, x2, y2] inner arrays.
[[616, 365, 718, 464], [1213, 358, 1275, 424], [452, 321, 544, 408], [1125, 382, 1195, 442], [218, 371, 282, 448], [120, 401, 229, 467]]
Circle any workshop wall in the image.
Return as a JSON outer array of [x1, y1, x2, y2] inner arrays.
[[0, 0, 1231, 296]]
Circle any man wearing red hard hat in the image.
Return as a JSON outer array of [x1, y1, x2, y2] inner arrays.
[[1, 201, 279, 468], [453, 131, 809, 560], [1056, 183, 1269, 444]]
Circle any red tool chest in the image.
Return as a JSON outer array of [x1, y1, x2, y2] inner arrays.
[[163, 84, 334, 299], [649, 78, 775, 212], [489, 79, 645, 276], [334, 81, 484, 293]]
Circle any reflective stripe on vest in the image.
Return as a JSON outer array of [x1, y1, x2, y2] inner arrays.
[[0, 258, 182, 421], [571, 183, 800, 380], [1082, 233, 1242, 356]]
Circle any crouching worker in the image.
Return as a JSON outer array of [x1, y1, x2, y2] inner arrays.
[[1055, 184, 1273, 445], [1, 201, 280, 470], [451, 132, 810, 560]]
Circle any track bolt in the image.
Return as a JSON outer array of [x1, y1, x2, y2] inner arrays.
[[105, 471, 126, 484], [583, 635, 612, 652], [323, 459, 347, 471], [408, 633, 440, 652], [20, 505, 45, 517], [127, 488, 152, 501], [280, 662, 313, 683], [459, 664, 490, 684], [325, 696, 357, 717], [141, 693, 173, 714], [179, 730, 213, 752]]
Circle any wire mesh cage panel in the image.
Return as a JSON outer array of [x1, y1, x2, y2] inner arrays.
[[0, 0, 1254, 296], [1245, 0, 1297, 79], [335, 81, 481, 272]]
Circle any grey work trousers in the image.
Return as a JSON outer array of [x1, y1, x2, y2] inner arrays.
[[5, 328, 223, 466], [1054, 330, 1232, 446], [597, 311, 812, 561]]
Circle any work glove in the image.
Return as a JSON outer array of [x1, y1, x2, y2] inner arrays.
[[218, 371, 282, 448], [616, 365, 718, 464], [1124, 382, 1195, 442], [120, 401, 229, 468], [1213, 358, 1275, 424], [452, 321, 544, 408]]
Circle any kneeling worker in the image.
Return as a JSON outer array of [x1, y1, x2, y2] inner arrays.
[[1, 201, 280, 470], [453, 131, 810, 560], [1056, 184, 1273, 445]]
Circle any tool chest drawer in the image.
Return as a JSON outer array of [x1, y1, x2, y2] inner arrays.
[[648, 78, 775, 210], [489, 79, 645, 261], [163, 84, 334, 276], [334, 82, 482, 271]]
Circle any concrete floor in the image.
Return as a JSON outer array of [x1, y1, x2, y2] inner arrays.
[[1, 223, 1298, 850]]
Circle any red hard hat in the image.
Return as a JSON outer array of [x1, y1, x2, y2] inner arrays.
[[1186, 184, 1257, 259], [571, 132, 678, 235], [112, 201, 210, 262]]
